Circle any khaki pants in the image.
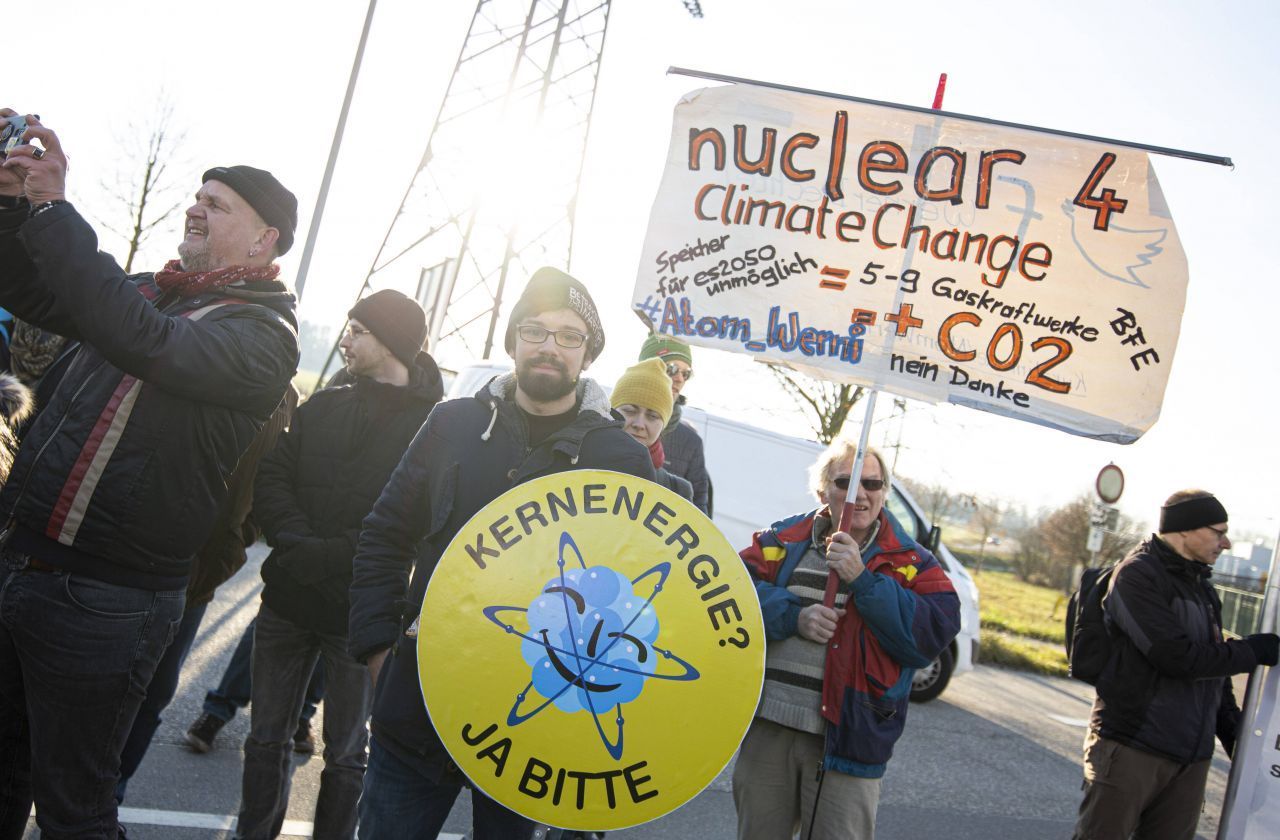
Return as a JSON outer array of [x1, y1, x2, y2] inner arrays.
[[1072, 731, 1211, 840], [732, 718, 881, 840]]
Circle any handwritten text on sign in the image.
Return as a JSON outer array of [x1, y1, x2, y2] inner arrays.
[[632, 84, 1190, 443]]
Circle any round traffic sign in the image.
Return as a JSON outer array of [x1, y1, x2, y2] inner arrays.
[[1095, 463, 1124, 504]]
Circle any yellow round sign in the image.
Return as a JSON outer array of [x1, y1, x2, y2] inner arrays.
[[418, 469, 764, 831]]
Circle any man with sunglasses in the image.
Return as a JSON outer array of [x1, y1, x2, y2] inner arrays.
[[1072, 490, 1279, 840], [637, 335, 711, 514], [734, 439, 960, 839], [348, 267, 655, 839]]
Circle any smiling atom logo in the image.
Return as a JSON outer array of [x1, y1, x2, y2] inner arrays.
[[482, 531, 700, 760]]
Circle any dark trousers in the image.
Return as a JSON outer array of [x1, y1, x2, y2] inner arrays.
[[235, 605, 371, 840], [0, 550, 183, 839], [357, 736, 535, 840], [115, 599, 209, 802], [202, 613, 326, 723], [1073, 731, 1212, 840]]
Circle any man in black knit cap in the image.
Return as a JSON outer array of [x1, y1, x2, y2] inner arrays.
[[0, 110, 300, 839], [1072, 490, 1280, 840], [235, 289, 443, 840]]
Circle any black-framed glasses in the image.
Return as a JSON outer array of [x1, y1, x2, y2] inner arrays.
[[517, 324, 587, 349], [1205, 525, 1229, 540], [833, 476, 886, 492], [344, 325, 372, 340], [665, 362, 693, 381]]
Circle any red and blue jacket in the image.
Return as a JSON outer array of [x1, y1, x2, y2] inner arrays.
[[741, 507, 961, 777]]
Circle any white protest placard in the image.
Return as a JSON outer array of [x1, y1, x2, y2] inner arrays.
[[631, 82, 1191, 443]]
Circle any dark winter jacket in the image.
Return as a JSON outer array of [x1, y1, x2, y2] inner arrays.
[[656, 466, 693, 503], [1093, 536, 1256, 763], [661, 397, 711, 514], [186, 386, 299, 607], [0, 202, 299, 590], [257, 356, 443, 635], [348, 373, 655, 776], [741, 508, 960, 778]]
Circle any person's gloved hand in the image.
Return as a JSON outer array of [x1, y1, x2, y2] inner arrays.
[[275, 538, 335, 585], [1245, 633, 1280, 666], [275, 537, 354, 604]]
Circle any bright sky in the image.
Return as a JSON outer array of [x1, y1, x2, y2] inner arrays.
[[14, 0, 1279, 539]]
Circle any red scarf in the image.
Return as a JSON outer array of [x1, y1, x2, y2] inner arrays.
[[648, 439, 665, 470], [153, 260, 281, 298]]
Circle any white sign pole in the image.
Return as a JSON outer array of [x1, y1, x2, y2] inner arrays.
[[1218, 526, 1280, 839]]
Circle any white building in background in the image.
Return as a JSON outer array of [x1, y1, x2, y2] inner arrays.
[[1217, 542, 1272, 581]]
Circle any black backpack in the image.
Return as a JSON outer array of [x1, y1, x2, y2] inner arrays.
[[1065, 564, 1118, 685]]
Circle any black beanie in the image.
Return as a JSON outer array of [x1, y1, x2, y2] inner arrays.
[[202, 165, 299, 255], [1159, 493, 1228, 534], [348, 290, 428, 369], [503, 267, 605, 361]]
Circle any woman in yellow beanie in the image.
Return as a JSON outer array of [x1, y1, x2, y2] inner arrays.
[[610, 359, 696, 506]]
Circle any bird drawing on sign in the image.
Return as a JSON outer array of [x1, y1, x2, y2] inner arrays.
[[1061, 199, 1168, 288]]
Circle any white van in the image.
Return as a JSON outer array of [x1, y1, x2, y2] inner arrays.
[[445, 363, 980, 701]]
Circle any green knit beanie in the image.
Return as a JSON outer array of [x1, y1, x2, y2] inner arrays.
[[638, 333, 692, 366]]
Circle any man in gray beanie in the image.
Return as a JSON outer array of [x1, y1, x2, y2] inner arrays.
[[1072, 490, 1279, 840]]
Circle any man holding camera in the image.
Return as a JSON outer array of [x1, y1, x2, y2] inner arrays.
[[0, 112, 300, 839]]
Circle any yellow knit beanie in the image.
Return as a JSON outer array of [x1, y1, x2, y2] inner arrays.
[[611, 359, 674, 426]]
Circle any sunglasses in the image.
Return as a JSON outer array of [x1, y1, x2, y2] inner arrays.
[[833, 476, 886, 492], [665, 362, 693, 381]]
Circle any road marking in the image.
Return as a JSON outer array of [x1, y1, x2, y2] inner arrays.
[[114, 807, 464, 838], [1045, 713, 1090, 728]]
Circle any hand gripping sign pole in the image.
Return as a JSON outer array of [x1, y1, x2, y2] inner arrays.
[[633, 65, 1231, 837], [810, 73, 947, 840]]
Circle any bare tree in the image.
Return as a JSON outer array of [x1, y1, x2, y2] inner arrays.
[[1010, 494, 1142, 586], [97, 97, 189, 272], [767, 365, 863, 444], [898, 476, 957, 526], [970, 495, 1006, 576]]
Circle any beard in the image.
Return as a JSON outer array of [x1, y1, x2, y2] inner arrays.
[[517, 354, 577, 403], [176, 239, 212, 272]]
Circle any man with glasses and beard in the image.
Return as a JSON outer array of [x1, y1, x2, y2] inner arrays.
[[733, 439, 960, 840], [1071, 491, 1279, 840], [347, 267, 655, 839]]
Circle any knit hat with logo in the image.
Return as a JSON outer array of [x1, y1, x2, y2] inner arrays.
[[638, 333, 692, 366], [504, 267, 605, 362]]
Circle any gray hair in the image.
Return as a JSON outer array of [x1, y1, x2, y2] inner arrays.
[[807, 438, 890, 500]]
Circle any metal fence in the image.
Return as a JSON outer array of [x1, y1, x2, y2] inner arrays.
[[1216, 583, 1265, 639]]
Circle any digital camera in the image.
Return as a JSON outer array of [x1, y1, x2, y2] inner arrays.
[[0, 116, 28, 159]]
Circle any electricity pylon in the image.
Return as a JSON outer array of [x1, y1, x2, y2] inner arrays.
[[319, 0, 703, 382]]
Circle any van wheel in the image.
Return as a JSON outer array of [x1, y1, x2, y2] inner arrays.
[[910, 647, 954, 703]]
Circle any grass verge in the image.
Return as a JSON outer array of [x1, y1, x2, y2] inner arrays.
[[975, 570, 1071, 677], [980, 631, 1069, 678]]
